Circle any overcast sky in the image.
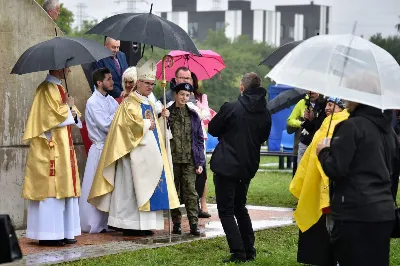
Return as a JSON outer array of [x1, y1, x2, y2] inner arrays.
[[60, 0, 400, 38]]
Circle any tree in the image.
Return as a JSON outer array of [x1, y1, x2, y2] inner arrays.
[[370, 33, 400, 64], [396, 16, 400, 32], [198, 30, 274, 110], [70, 19, 105, 45], [35, 0, 74, 35]]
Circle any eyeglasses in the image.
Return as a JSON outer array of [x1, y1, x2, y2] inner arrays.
[[177, 77, 192, 81], [139, 80, 155, 87]]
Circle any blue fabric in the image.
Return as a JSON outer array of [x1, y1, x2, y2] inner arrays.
[[140, 103, 170, 211], [92, 51, 129, 98]]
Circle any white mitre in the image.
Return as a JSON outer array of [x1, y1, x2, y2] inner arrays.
[[137, 58, 157, 81]]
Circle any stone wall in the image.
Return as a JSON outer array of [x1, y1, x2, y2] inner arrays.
[[0, 0, 91, 229]]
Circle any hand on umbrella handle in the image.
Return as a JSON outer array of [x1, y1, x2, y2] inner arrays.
[[66, 96, 75, 107]]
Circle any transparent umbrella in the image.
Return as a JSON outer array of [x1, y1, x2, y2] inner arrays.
[[267, 34, 400, 110]]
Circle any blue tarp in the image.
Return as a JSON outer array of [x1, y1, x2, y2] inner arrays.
[[268, 84, 295, 151]]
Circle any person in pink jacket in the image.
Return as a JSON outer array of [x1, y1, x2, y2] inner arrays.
[[192, 72, 212, 218]]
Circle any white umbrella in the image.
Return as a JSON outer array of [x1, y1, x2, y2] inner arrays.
[[266, 34, 400, 110]]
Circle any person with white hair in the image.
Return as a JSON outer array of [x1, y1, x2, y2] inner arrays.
[[88, 59, 178, 237], [117, 67, 162, 114], [42, 0, 60, 21]]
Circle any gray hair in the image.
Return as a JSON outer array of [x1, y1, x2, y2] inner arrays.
[[42, 0, 59, 12], [241, 72, 261, 90]]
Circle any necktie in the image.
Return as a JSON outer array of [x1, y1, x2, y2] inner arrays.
[[113, 57, 121, 75]]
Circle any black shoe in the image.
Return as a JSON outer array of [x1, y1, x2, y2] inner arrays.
[[63, 238, 77, 245], [190, 224, 201, 236], [123, 229, 148, 236], [172, 223, 182, 235], [198, 210, 211, 218], [222, 255, 247, 263], [39, 240, 66, 246], [246, 248, 257, 261]]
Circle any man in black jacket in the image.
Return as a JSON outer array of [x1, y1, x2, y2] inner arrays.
[[317, 102, 399, 266], [209, 72, 271, 263]]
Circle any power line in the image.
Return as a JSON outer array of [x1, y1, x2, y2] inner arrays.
[[76, 3, 88, 30], [115, 0, 149, 13]]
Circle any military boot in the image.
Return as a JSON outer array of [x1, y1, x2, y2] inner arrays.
[[190, 224, 201, 236], [172, 223, 182, 234]]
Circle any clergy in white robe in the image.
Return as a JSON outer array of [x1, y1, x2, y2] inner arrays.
[[23, 69, 82, 246], [88, 59, 180, 236], [80, 68, 119, 233]]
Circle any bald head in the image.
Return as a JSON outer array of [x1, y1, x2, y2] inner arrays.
[[105, 37, 120, 58]]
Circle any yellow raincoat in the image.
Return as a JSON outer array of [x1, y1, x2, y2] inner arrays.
[[289, 110, 349, 232]]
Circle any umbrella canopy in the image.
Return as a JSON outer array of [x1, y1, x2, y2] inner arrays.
[[86, 9, 200, 55], [267, 34, 400, 110], [155, 50, 225, 81], [267, 87, 307, 114], [11, 37, 113, 75], [259, 40, 302, 67]]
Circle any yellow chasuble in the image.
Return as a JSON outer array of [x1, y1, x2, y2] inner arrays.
[[22, 81, 81, 200], [88, 93, 180, 212], [290, 110, 349, 232]]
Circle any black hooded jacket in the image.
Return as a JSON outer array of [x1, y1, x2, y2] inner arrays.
[[209, 87, 272, 181], [318, 104, 400, 222]]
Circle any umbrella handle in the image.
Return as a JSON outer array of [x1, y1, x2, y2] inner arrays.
[[161, 55, 174, 99]]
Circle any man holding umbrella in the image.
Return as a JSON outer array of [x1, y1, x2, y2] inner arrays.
[[22, 67, 82, 246]]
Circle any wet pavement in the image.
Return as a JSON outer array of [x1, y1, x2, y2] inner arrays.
[[7, 204, 293, 266]]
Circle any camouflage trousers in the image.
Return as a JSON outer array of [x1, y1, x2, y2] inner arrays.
[[171, 162, 199, 225]]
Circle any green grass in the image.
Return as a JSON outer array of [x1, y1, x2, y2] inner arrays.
[[205, 156, 297, 208], [58, 227, 400, 266], [205, 171, 296, 208], [61, 226, 299, 266], [60, 156, 400, 265]]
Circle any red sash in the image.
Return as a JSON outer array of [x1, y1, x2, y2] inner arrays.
[[56, 85, 78, 196]]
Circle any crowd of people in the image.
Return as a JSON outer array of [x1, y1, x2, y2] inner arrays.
[[22, 4, 273, 259], [289, 89, 400, 266], [20, 1, 400, 265]]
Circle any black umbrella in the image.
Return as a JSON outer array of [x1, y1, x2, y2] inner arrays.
[[11, 36, 113, 75], [259, 40, 303, 67], [86, 4, 200, 55], [267, 88, 307, 114]]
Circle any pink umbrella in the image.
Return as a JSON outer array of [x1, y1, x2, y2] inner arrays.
[[156, 50, 225, 81]]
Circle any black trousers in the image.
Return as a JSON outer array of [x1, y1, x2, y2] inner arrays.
[[214, 174, 254, 259], [331, 220, 394, 266], [195, 163, 207, 198], [297, 215, 336, 266], [292, 156, 298, 178]]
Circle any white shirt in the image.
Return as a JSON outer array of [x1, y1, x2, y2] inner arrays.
[[85, 89, 119, 145], [148, 92, 163, 114]]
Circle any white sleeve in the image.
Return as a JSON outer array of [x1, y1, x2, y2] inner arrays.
[[58, 107, 82, 129], [86, 102, 115, 133], [154, 100, 163, 115], [58, 108, 75, 127]]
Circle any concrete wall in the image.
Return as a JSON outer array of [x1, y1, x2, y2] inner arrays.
[[0, 0, 90, 229]]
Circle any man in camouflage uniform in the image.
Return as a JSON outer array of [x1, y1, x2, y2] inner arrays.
[[167, 82, 205, 236]]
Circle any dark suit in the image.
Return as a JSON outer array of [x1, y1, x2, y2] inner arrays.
[[92, 51, 128, 98]]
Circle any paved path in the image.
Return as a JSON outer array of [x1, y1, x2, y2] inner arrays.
[[7, 204, 294, 265]]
